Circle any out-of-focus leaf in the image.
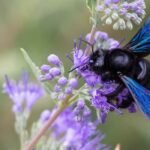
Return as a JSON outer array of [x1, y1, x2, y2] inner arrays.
[[21, 48, 41, 80], [86, 0, 96, 12], [20, 48, 52, 93]]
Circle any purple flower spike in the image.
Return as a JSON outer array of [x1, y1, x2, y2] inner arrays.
[[49, 107, 108, 149], [69, 78, 78, 89], [47, 54, 61, 66], [3, 73, 44, 112], [49, 67, 61, 76], [58, 77, 68, 86]]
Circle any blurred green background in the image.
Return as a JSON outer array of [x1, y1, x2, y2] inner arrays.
[[0, 0, 150, 150]]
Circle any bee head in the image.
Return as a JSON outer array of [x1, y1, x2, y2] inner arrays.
[[89, 48, 108, 74]]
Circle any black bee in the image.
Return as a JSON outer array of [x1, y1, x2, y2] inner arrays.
[[88, 18, 150, 118]]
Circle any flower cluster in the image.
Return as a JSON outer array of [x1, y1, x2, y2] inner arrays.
[[39, 54, 78, 101], [96, 0, 146, 30], [73, 31, 137, 122], [3, 72, 43, 113], [38, 101, 109, 150]]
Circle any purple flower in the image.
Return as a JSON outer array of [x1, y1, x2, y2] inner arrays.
[[72, 33, 127, 123], [69, 78, 78, 88], [40, 106, 109, 149], [96, 0, 146, 30], [3, 72, 44, 112], [47, 54, 61, 66], [58, 76, 68, 86], [40, 64, 51, 73], [49, 67, 61, 76]]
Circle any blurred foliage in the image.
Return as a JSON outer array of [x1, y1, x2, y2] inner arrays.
[[0, 0, 150, 150]]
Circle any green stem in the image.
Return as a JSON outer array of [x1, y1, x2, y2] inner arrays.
[[85, 24, 97, 55]]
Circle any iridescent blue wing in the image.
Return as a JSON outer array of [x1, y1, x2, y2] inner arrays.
[[121, 75, 150, 119], [124, 18, 150, 53]]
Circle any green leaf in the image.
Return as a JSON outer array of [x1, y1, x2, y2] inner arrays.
[[20, 48, 52, 93], [86, 0, 96, 13], [21, 48, 41, 80]]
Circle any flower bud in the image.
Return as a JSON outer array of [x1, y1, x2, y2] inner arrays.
[[111, 12, 119, 20], [58, 76, 68, 86], [47, 54, 61, 66], [106, 17, 112, 25], [65, 87, 72, 95], [49, 67, 61, 76], [69, 78, 78, 88], [126, 20, 133, 30], [54, 84, 61, 93], [45, 73, 53, 80], [40, 64, 51, 73]]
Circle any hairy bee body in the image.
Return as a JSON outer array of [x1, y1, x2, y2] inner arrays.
[[89, 48, 150, 108]]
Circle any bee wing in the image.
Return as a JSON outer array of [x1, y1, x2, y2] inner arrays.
[[120, 75, 150, 119], [124, 18, 150, 54]]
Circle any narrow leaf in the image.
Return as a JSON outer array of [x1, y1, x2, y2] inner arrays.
[[86, 0, 96, 12], [20, 48, 52, 93]]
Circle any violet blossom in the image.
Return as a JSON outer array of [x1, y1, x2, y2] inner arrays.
[[72, 31, 137, 122], [39, 54, 79, 101], [3, 72, 44, 113], [96, 0, 146, 30], [39, 103, 109, 150]]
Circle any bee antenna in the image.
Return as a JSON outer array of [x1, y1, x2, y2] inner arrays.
[[66, 53, 73, 62], [118, 37, 126, 47], [68, 60, 89, 73], [68, 65, 81, 73], [78, 35, 83, 49], [78, 38, 94, 53]]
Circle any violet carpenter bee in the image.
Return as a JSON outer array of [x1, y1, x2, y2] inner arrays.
[[88, 18, 150, 118]]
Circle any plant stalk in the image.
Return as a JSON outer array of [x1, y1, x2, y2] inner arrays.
[[25, 97, 70, 150], [85, 25, 97, 55]]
